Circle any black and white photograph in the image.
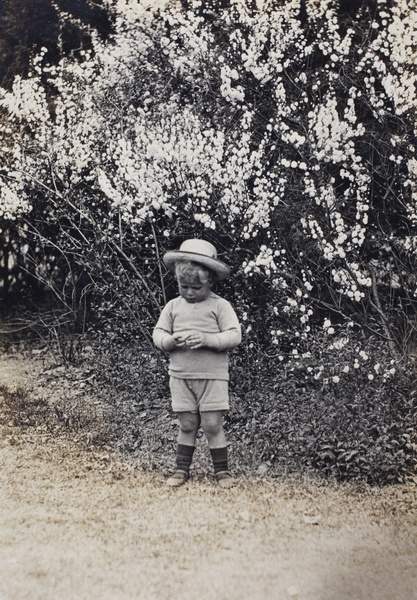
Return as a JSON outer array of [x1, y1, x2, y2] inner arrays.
[[1, 1, 416, 598]]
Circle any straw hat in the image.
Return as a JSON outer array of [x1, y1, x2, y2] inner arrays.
[[163, 239, 230, 281]]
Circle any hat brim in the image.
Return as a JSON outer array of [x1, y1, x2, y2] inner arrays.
[[163, 251, 230, 281]]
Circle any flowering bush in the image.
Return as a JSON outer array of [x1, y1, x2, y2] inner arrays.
[[1, 0, 416, 481], [228, 322, 416, 483]]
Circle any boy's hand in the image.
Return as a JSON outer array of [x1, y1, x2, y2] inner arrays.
[[183, 332, 209, 349], [172, 333, 187, 348], [171, 332, 219, 350], [162, 334, 185, 351]]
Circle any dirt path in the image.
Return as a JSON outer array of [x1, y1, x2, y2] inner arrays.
[[1, 352, 417, 600]]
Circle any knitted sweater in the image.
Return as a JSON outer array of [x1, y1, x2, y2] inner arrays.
[[152, 292, 241, 380]]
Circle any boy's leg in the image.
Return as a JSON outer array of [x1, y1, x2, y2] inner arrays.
[[177, 411, 200, 446], [200, 410, 227, 448], [167, 411, 200, 487], [201, 411, 236, 488]]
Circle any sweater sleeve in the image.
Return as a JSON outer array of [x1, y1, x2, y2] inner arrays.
[[152, 302, 174, 351], [212, 299, 242, 351]]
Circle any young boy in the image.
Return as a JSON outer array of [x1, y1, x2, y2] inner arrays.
[[153, 239, 241, 488]]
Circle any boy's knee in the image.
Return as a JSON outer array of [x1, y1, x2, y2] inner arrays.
[[178, 412, 200, 434], [201, 411, 223, 436]]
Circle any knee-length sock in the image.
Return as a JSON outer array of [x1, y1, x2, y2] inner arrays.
[[210, 446, 229, 474], [175, 444, 195, 473]]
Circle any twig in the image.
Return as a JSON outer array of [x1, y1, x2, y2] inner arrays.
[[109, 239, 161, 312], [368, 263, 399, 358], [151, 222, 167, 306]]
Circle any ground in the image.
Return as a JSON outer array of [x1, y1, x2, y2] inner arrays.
[[1, 349, 417, 600]]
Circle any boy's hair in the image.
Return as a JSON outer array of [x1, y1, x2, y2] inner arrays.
[[175, 260, 215, 285]]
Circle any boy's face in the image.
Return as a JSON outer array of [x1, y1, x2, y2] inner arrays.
[[178, 277, 212, 303]]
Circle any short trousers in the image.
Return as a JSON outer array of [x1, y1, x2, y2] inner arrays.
[[169, 377, 230, 413]]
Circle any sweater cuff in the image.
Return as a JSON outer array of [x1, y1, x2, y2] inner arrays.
[[209, 334, 222, 351], [160, 335, 173, 351]]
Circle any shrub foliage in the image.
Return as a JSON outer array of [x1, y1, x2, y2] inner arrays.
[[0, 0, 417, 482]]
